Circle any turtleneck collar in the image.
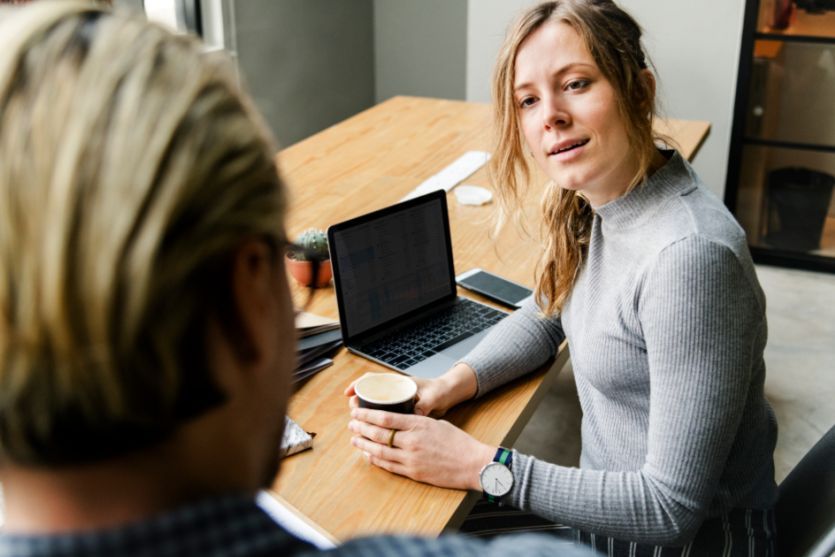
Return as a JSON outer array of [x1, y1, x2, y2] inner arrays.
[[593, 150, 697, 232]]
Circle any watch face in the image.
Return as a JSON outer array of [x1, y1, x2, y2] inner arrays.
[[480, 462, 513, 497]]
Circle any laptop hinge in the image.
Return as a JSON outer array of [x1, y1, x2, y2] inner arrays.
[[350, 296, 462, 349]]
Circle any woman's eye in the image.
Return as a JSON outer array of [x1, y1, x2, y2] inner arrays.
[[518, 96, 536, 109], [566, 79, 590, 91]]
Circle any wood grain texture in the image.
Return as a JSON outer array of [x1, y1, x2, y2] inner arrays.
[[272, 96, 710, 541]]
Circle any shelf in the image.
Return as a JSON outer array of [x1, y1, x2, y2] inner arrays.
[[756, 9, 835, 42], [726, 0, 835, 272], [743, 138, 835, 153], [754, 39, 784, 58], [750, 245, 835, 272], [743, 41, 835, 148], [755, 32, 835, 44]]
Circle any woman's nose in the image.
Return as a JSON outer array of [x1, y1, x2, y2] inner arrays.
[[542, 96, 570, 130]]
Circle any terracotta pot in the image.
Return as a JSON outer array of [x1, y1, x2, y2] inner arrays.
[[285, 256, 332, 288]]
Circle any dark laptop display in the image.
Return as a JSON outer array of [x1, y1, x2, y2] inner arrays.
[[332, 194, 454, 338], [328, 191, 506, 378]]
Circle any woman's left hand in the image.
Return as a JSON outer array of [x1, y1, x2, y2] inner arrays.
[[348, 407, 495, 491]]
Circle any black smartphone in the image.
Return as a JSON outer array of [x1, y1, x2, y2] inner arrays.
[[456, 268, 533, 309]]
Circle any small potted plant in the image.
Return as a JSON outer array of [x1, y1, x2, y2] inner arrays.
[[286, 228, 332, 287]]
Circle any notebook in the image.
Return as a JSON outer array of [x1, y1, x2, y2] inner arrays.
[[327, 190, 507, 379]]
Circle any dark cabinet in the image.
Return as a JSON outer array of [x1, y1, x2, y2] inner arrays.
[[726, 0, 835, 272]]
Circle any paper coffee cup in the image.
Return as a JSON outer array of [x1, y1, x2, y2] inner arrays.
[[354, 373, 417, 414]]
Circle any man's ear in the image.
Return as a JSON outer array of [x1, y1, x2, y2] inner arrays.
[[227, 239, 276, 365]]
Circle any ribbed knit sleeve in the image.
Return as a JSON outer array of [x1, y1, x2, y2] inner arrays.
[[508, 236, 765, 545], [458, 295, 565, 397]]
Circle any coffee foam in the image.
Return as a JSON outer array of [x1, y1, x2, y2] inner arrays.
[[355, 374, 417, 404]]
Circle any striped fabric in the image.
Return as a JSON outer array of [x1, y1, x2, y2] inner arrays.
[[460, 501, 777, 557]]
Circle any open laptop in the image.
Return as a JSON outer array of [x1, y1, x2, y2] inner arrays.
[[327, 190, 508, 379]]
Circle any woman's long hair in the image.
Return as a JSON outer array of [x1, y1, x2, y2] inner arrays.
[[490, 0, 661, 315]]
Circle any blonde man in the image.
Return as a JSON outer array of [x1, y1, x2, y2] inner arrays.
[[0, 3, 598, 556]]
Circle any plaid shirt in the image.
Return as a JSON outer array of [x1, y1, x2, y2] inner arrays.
[[0, 495, 598, 557]]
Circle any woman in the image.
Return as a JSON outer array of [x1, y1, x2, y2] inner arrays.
[[347, 1, 778, 554]]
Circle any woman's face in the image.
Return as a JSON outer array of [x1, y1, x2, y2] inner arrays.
[[513, 20, 637, 207]]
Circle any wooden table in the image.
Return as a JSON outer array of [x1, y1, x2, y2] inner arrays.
[[270, 96, 710, 542]]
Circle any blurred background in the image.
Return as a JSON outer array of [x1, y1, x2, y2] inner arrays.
[[119, 0, 743, 203]]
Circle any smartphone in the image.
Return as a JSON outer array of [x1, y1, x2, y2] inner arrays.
[[456, 268, 533, 309]]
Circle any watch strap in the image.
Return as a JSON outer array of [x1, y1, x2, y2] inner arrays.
[[495, 447, 512, 467], [485, 447, 513, 503]]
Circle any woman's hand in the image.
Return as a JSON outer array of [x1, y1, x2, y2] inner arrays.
[[348, 408, 495, 491], [343, 363, 479, 418]]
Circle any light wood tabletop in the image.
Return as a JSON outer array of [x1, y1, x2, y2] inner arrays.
[[270, 96, 710, 542]]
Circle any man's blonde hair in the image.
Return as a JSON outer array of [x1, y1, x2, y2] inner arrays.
[[0, 2, 287, 464]]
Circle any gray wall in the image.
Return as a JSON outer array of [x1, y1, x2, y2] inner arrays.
[[373, 0, 467, 102], [234, 0, 375, 147]]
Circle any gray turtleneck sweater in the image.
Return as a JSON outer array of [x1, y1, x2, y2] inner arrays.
[[461, 151, 778, 545]]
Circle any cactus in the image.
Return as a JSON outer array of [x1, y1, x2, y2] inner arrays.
[[290, 228, 329, 261]]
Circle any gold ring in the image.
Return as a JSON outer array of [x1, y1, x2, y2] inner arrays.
[[387, 428, 397, 448]]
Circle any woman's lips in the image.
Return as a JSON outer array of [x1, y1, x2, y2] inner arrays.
[[548, 138, 590, 161]]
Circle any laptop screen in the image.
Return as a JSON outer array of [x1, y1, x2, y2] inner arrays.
[[329, 192, 456, 339]]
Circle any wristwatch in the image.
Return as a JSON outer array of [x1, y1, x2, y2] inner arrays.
[[479, 447, 513, 503]]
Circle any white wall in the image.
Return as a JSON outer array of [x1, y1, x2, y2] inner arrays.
[[464, 0, 747, 198], [619, 1, 745, 197]]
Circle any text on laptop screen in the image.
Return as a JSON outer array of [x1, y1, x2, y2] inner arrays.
[[332, 197, 454, 338]]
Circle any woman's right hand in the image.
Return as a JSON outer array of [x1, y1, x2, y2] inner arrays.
[[412, 363, 478, 416], [344, 363, 479, 418]]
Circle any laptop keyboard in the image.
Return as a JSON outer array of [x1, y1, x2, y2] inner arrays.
[[360, 299, 506, 370]]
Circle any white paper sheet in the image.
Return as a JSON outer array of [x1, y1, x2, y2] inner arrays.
[[256, 491, 337, 549]]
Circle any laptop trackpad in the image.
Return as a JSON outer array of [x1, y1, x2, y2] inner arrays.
[[404, 329, 488, 379]]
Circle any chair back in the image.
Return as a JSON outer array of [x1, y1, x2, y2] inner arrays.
[[776, 424, 835, 557]]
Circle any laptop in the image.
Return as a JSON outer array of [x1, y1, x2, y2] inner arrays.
[[327, 190, 508, 379]]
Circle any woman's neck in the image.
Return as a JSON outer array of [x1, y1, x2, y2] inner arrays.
[[587, 148, 668, 209]]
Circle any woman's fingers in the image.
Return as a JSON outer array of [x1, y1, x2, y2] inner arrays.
[[414, 398, 439, 417], [367, 454, 410, 477], [351, 434, 403, 462], [348, 418, 401, 447], [350, 413, 494, 490], [350, 408, 417, 431]]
